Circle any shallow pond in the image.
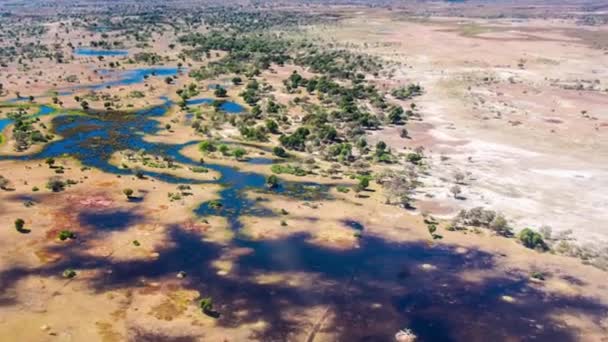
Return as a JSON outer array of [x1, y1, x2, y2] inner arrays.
[[186, 97, 245, 113]]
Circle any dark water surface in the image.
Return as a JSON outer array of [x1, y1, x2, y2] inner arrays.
[[0, 78, 606, 341]]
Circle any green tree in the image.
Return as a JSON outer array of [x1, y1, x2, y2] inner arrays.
[[123, 188, 134, 198], [214, 86, 227, 97], [265, 119, 279, 134], [200, 297, 213, 315], [266, 175, 279, 189], [233, 148, 246, 160], [14, 218, 25, 231], [518, 228, 547, 250], [273, 146, 287, 158]]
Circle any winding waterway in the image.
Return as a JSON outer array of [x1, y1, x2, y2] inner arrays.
[[0, 67, 605, 341]]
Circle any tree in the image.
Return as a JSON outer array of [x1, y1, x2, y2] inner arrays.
[[134, 168, 145, 179], [265, 119, 279, 134], [378, 168, 417, 208], [14, 218, 25, 231], [58, 230, 76, 241], [454, 171, 466, 185], [63, 269, 76, 278], [518, 228, 547, 251], [214, 86, 227, 97], [279, 127, 310, 151], [199, 140, 216, 153], [233, 148, 246, 160], [123, 188, 134, 199], [266, 175, 279, 189], [200, 297, 214, 315], [219, 144, 230, 156], [388, 106, 404, 124], [164, 77, 173, 84], [80, 100, 89, 110], [0, 175, 9, 190], [406, 153, 422, 164], [273, 146, 287, 158], [450, 185, 461, 199], [46, 178, 66, 192], [375, 141, 387, 155], [231, 77, 242, 85], [355, 176, 370, 193], [45, 157, 56, 168]]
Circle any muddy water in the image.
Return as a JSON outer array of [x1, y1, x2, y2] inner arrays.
[[0, 91, 606, 340]]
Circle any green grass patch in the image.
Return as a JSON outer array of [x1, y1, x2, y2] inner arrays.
[[271, 164, 307, 176]]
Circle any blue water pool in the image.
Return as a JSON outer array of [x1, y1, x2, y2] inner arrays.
[[186, 97, 245, 113], [74, 48, 129, 57]]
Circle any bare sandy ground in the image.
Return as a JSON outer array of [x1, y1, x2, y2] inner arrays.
[[308, 14, 608, 243]]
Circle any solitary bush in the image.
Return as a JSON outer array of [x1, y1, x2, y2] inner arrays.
[[233, 148, 246, 160], [214, 86, 227, 97], [266, 175, 279, 189], [63, 269, 77, 278], [199, 140, 217, 153], [58, 230, 76, 241], [123, 188, 134, 198], [518, 228, 547, 251], [208, 200, 223, 209], [273, 146, 288, 158], [14, 218, 25, 231], [271, 164, 306, 176], [199, 297, 213, 314], [46, 177, 66, 192], [0, 175, 9, 190]]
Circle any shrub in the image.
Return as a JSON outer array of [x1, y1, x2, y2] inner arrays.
[[208, 200, 223, 209], [0, 175, 9, 190], [199, 297, 213, 314], [190, 166, 209, 173], [530, 271, 545, 281], [273, 146, 288, 158], [266, 175, 279, 189], [518, 228, 547, 251], [58, 230, 76, 241], [271, 164, 306, 176], [406, 153, 422, 164], [133, 168, 145, 179], [14, 218, 25, 231], [123, 188, 134, 198], [355, 176, 370, 192], [279, 127, 310, 151], [336, 185, 350, 193], [214, 86, 227, 97], [199, 140, 217, 153], [233, 148, 246, 160], [46, 177, 66, 192], [265, 119, 279, 134], [63, 269, 77, 278]]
